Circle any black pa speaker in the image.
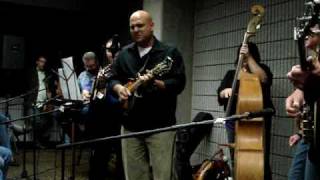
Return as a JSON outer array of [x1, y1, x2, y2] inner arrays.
[[1, 35, 25, 69]]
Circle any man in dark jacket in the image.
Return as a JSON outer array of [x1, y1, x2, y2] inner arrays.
[[110, 10, 185, 180], [26, 56, 56, 146]]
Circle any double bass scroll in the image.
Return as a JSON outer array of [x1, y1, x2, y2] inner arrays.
[[225, 4, 266, 180]]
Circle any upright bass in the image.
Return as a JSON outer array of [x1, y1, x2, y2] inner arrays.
[[225, 5, 266, 180]]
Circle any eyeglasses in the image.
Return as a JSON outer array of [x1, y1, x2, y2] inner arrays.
[[37, 60, 46, 63]]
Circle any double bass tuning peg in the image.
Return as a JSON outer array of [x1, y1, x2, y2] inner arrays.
[[251, 4, 265, 16]]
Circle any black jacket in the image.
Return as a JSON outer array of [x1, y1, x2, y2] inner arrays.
[[217, 64, 275, 130], [110, 38, 186, 131], [25, 67, 56, 110], [217, 64, 274, 111]]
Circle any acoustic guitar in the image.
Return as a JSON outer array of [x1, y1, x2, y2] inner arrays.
[[91, 64, 113, 101]]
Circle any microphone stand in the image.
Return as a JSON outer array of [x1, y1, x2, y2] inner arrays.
[[20, 124, 30, 180], [0, 87, 46, 179], [3, 95, 29, 180], [32, 107, 38, 180], [57, 109, 275, 149], [0, 109, 60, 180], [0, 87, 46, 105], [51, 60, 81, 180], [1, 91, 43, 180]]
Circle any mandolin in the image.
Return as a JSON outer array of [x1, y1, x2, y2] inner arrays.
[[122, 56, 173, 109]]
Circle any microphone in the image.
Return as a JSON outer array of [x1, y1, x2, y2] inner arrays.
[[214, 108, 275, 124], [246, 108, 275, 118]]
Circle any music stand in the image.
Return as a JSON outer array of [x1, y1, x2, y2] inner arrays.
[[57, 57, 82, 180], [58, 57, 82, 102]]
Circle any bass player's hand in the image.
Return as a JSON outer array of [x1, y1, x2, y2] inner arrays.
[[219, 88, 232, 98]]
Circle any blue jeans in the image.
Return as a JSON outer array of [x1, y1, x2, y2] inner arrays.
[[0, 114, 12, 180], [288, 140, 319, 180], [0, 147, 12, 180], [0, 114, 10, 149]]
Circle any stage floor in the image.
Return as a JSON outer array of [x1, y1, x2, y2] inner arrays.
[[7, 148, 90, 180]]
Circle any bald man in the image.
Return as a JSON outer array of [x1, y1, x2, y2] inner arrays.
[[110, 10, 186, 180]]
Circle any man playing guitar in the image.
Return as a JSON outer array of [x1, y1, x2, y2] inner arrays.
[[286, 24, 320, 179]]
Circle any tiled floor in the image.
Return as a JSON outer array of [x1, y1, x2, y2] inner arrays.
[[7, 149, 90, 180]]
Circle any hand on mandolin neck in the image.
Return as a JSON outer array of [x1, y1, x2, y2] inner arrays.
[[126, 71, 154, 93]]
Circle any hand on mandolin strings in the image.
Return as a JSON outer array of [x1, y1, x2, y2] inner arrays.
[[138, 70, 154, 83], [113, 84, 131, 101]]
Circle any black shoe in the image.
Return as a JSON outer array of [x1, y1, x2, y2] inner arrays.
[[35, 143, 46, 149]]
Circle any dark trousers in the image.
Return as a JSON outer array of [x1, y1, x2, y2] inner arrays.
[[89, 141, 124, 180], [32, 107, 53, 144], [86, 100, 124, 180]]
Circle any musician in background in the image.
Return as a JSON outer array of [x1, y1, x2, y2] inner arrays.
[[27, 55, 55, 147], [87, 36, 124, 180], [105, 34, 121, 65], [286, 24, 320, 180], [217, 42, 274, 179], [110, 10, 186, 180], [78, 52, 99, 102]]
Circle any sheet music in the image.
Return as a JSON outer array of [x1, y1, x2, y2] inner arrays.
[[58, 57, 82, 101]]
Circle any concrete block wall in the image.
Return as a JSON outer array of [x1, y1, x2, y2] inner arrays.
[[144, 0, 194, 123], [190, 0, 305, 179]]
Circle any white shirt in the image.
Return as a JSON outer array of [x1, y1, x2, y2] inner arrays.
[[36, 69, 47, 107], [138, 46, 152, 58]]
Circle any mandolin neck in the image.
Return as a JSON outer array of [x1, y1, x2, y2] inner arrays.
[[127, 79, 144, 93]]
